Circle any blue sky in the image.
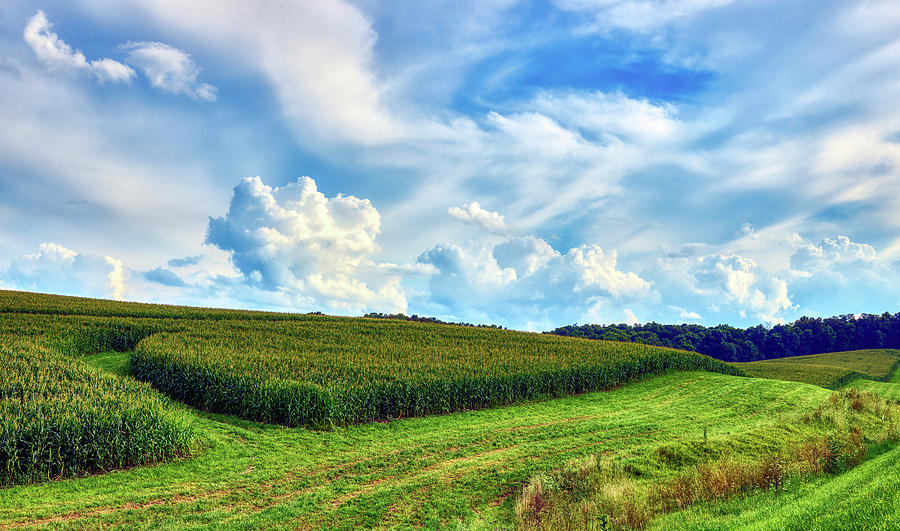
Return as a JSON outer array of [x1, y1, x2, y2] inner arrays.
[[1, 0, 900, 330]]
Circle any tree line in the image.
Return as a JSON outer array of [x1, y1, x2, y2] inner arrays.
[[363, 312, 506, 329], [547, 313, 900, 362]]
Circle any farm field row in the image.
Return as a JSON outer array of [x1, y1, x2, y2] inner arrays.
[[0, 369, 830, 529], [734, 349, 900, 389], [132, 320, 740, 428], [0, 339, 195, 486]]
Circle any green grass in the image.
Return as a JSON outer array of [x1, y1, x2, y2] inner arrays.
[[0, 371, 829, 529], [842, 380, 900, 402], [514, 387, 900, 529], [651, 441, 900, 530], [131, 320, 740, 428], [84, 351, 132, 378], [735, 349, 900, 389]]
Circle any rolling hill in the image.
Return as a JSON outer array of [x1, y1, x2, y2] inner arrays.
[[2, 289, 899, 529]]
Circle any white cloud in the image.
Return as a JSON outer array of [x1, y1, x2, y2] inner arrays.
[[90, 58, 138, 84], [494, 236, 558, 277], [530, 91, 680, 143], [668, 305, 702, 320], [104, 256, 126, 300], [566, 245, 650, 297], [659, 252, 793, 323], [791, 235, 877, 275], [205, 176, 407, 313], [24, 10, 135, 84], [121, 41, 217, 101], [417, 229, 651, 326], [81, 0, 399, 143], [581, 302, 641, 326], [1, 243, 127, 300], [375, 105, 645, 253], [624, 308, 640, 325], [448, 202, 508, 233]]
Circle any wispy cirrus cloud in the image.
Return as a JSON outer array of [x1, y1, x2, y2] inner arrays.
[[4, 0, 900, 329]]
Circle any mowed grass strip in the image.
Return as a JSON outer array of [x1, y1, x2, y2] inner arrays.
[[0, 372, 828, 529], [131, 320, 742, 428], [735, 349, 900, 389], [0, 338, 196, 487]]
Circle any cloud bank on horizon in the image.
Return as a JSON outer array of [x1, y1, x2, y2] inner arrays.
[[1, 1, 899, 330]]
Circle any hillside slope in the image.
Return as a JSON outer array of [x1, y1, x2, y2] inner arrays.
[[652, 442, 900, 530], [0, 371, 829, 529], [734, 349, 900, 389]]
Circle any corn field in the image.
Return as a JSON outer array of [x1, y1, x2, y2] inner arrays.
[[0, 288, 743, 483], [0, 338, 195, 486], [132, 318, 744, 428]]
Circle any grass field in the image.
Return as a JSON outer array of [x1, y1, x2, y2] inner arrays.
[[842, 380, 900, 402], [734, 349, 900, 389], [0, 369, 831, 529], [845, 364, 900, 401], [514, 386, 900, 529]]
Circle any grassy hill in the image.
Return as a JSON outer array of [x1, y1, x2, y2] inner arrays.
[[734, 349, 900, 389], [0, 368, 837, 529], [2, 289, 900, 529], [651, 441, 900, 530]]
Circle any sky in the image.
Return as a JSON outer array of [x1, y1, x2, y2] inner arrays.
[[1, 0, 899, 331]]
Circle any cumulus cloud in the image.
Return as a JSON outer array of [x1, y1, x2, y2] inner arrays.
[[24, 11, 135, 84], [105, 256, 125, 300], [668, 305, 702, 320], [659, 253, 793, 323], [448, 202, 508, 233], [417, 229, 651, 326], [121, 42, 217, 101], [582, 302, 641, 326], [791, 235, 877, 275], [494, 236, 558, 277], [0, 243, 127, 300], [206, 176, 407, 313], [649, 231, 900, 325], [779, 234, 898, 317]]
